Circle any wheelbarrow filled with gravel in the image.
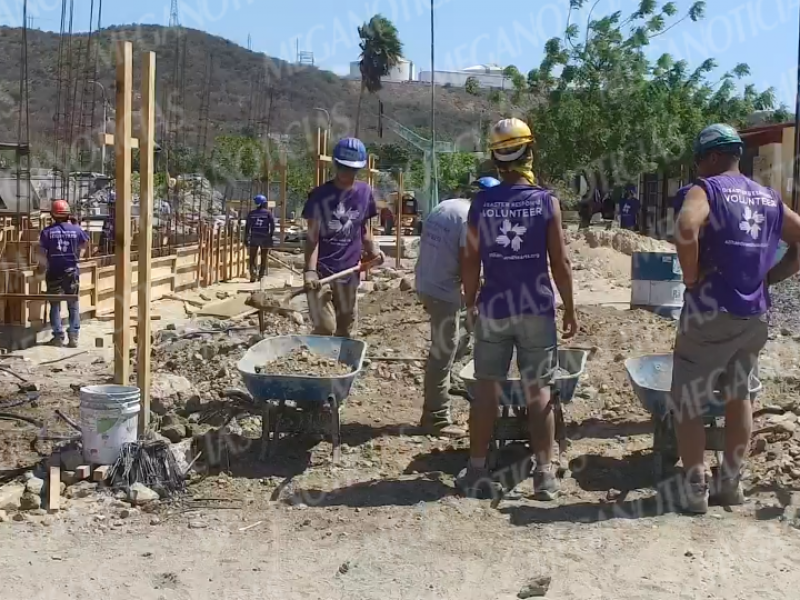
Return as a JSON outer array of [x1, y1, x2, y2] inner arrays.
[[237, 335, 367, 461], [624, 353, 762, 481], [459, 348, 589, 470]]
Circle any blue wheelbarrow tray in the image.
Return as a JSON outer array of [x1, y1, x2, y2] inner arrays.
[[459, 348, 590, 407], [624, 353, 762, 419], [237, 335, 367, 406]]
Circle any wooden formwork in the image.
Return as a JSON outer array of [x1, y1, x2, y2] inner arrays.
[[0, 219, 250, 349]]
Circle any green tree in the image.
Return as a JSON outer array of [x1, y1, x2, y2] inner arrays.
[[465, 76, 480, 96], [355, 14, 403, 137], [504, 0, 784, 187], [437, 152, 477, 197]]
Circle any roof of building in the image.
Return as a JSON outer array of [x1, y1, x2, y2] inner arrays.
[[739, 121, 794, 147]]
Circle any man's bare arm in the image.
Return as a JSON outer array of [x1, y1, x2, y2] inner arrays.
[[304, 219, 320, 272], [675, 185, 710, 287], [546, 198, 574, 314], [461, 224, 481, 309]]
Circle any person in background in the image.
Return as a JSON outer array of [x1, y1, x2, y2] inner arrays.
[[414, 176, 500, 437], [245, 194, 275, 283], [460, 118, 578, 500], [98, 191, 115, 255], [618, 185, 640, 231], [38, 200, 89, 347], [673, 123, 800, 513], [381, 205, 395, 236], [303, 137, 382, 337]]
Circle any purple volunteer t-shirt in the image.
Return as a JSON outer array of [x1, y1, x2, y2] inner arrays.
[[673, 184, 693, 214], [302, 180, 377, 281], [246, 207, 275, 244], [39, 222, 89, 273], [468, 184, 555, 319], [619, 197, 639, 228], [685, 174, 783, 317]]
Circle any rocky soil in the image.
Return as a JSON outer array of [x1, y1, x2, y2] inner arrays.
[[257, 345, 353, 377], [2, 232, 800, 598]]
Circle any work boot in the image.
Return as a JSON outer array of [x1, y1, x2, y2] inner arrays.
[[456, 465, 504, 500], [420, 412, 466, 438], [678, 475, 709, 515], [47, 336, 65, 347], [67, 335, 79, 349], [532, 466, 560, 501], [712, 472, 745, 506], [250, 276, 257, 284]]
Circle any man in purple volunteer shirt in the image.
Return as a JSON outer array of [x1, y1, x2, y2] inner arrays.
[[618, 185, 640, 230], [38, 200, 89, 347], [674, 124, 800, 513], [245, 194, 275, 283], [302, 137, 381, 337], [459, 118, 577, 500]]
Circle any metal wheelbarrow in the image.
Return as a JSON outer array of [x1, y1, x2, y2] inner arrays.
[[624, 353, 762, 481], [459, 348, 589, 470], [237, 335, 367, 462]]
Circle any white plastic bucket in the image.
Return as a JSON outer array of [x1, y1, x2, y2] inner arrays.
[[80, 385, 141, 465]]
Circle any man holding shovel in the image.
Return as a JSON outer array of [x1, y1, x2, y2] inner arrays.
[[302, 137, 382, 337]]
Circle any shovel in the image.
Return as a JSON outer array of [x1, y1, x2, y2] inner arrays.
[[284, 255, 384, 304]]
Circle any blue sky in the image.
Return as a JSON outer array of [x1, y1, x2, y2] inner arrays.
[[4, 0, 800, 105]]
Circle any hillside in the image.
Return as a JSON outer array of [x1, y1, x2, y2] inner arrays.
[[0, 24, 499, 155]]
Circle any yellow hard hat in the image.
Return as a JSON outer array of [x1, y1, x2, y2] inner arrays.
[[488, 118, 533, 151]]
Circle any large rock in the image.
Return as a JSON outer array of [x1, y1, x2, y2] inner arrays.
[[19, 491, 42, 511], [0, 483, 24, 511], [161, 423, 188, 443], [151, 373, 197, 415], [25, 477, 44, 496], [169, 439, 194, 475], [128, 483, 160, 505]]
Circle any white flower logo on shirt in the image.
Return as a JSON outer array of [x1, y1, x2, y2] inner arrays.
[[496, 219, 527, 252], [739, 206, 765, 240], [57, 239, 69, 252], [328, 202, 360, 233]]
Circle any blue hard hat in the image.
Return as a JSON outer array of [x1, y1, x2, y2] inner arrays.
[[333, 137, 367, 169], [472, 177, 500, 190], [254, 194, 267, 205]]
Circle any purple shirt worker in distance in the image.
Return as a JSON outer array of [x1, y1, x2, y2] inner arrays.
[[245, 194, 276, 283], [459, 117, 577, 502], [302, 137, 382, 338], [38, 199, 89, 347], [672, 123, 800, 514]]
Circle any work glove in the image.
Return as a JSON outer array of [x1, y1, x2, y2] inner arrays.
[[303, 270, 321, 292]]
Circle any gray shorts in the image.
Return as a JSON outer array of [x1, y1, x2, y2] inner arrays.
[[671, 311, 768, 410], [474, 315, 557, 384]]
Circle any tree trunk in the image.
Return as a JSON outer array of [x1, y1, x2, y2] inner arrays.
[[354, 83, 365, 138]]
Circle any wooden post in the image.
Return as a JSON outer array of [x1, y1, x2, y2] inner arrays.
[[279, 153, 288, 246], [365, 155, 379, 282], [396, 172, 403, 269], [137, 51, 156, 435], [113, 41, 133, 385]]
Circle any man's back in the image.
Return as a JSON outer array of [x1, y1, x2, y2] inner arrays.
[[689, 173, 784, 316], [415, 198, 470, 304]]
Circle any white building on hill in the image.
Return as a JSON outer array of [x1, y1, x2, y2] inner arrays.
[[418, 64, 511, 89], [348, 57, 416, 82]]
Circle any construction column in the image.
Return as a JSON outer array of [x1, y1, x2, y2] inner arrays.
[[137, 51, 156, 433], [114, 41, 133, 384]]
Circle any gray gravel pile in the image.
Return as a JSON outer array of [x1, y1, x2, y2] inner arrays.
[[769, 275, 800, 335]]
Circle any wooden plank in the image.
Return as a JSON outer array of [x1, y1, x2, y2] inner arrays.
[[0, 293, 79, 301], [114, 41, 133, 385], [92, 465, 110, 482], [48, 466, 60, 512], [75, 465, 91, 480], [137, 51, 156, 436], [100, 132, 139, 149]]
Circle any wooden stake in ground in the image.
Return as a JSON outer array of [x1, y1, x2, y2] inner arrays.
[[137, 51, 156, 435], [395, 172, 403, 270], [113, 41, 134, 385]]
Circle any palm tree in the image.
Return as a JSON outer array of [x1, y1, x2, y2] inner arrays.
[[355, 14, 403, 137]]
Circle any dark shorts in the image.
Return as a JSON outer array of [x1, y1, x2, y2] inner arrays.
[[46, 268, 80, 295], [671, 311, 767, 410]]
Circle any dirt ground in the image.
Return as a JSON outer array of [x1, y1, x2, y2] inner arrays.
[[3, 240, 800, 599]]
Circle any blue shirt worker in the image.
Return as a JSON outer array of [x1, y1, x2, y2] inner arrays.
[[38, 200, 89, 347], [245, 194, 276, 283]]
